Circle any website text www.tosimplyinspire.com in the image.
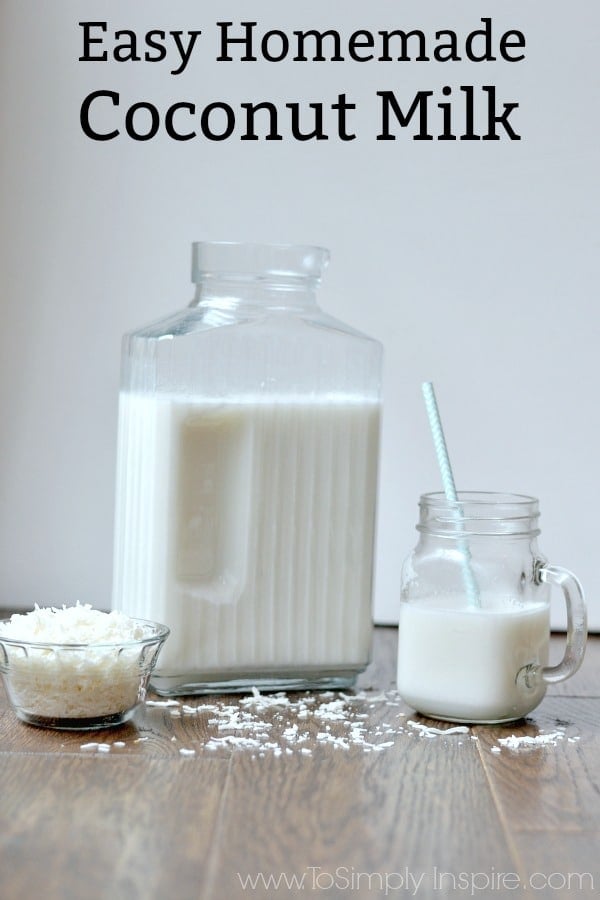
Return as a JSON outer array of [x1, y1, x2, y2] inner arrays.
[[236, 866, 595, 895]]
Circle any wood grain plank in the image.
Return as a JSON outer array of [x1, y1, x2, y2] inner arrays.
[[505, 831, 600, 899], [475, 697, 600, 832], [0, 754, 230, 900], [206, 726, 518, 899]]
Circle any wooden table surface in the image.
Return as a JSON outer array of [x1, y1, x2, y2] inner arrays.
[[0, 626, 598, 900]]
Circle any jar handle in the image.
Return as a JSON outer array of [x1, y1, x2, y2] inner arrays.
[[518, 564, 587, 691], [536, 564, 587, 683]]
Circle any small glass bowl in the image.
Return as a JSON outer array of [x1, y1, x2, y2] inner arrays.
[[0, 618, 170, 730]]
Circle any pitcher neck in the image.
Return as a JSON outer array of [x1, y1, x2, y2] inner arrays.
[[189, 241, 328, 312]]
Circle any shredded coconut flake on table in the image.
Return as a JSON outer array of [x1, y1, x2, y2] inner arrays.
[[140, 687, 483, 759], [493, 730, 566, 751], [146, 699, 180, 708], [70, 685, 581, 759], [239, 688, 292, 709], [407, 721, 471, 738], [80, 742, 111, 752]]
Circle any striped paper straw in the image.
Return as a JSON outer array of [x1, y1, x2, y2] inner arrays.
[[422, 381, 480, 607]]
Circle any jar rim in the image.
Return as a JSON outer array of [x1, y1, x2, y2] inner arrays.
[[191, 241, 330, 283], [421, 491, 538, 506], [418, 492, 540, 537]]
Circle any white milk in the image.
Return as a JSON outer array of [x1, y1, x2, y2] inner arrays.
[[112, 393, 380, 683], [396, 598, 550, 722]]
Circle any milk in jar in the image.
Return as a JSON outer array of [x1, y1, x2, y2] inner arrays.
[[397, 597, 549, 723]]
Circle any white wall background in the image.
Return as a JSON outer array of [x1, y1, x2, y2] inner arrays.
[[0, 0, 598, 629]]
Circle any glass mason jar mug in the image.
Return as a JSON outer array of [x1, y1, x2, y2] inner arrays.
[[397, 492, 587, 724], [112, 242, 382, 694]]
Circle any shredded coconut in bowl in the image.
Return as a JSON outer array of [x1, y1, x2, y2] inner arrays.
[[0, 604, 147, 644], [0, 605, 169, 729]]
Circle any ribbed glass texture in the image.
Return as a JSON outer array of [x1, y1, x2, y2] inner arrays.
[[112, 243, 383, 694]]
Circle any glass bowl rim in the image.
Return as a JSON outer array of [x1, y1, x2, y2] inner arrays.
[[0, 616, 170, 651]]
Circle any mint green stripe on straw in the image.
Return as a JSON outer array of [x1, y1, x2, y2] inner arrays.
[[422, 382, 459, 503], [422, 382, 480, 608]]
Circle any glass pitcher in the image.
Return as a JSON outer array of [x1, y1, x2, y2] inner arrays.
[[397, 492, 587, 723], [112, 242, 382, 694]]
